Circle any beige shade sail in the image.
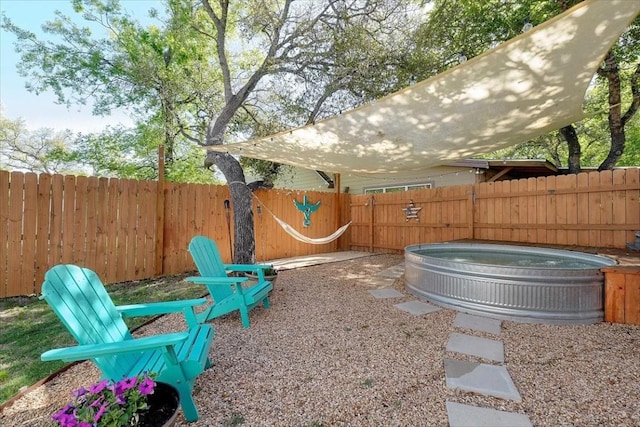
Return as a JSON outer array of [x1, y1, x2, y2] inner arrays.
[[208, 0, 640, 175]]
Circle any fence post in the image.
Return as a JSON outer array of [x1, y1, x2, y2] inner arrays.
[[468, 186, 476, 239], [369, 195, 375, 252], [155, 145, 165, 276], [334, 173, 342, 249]]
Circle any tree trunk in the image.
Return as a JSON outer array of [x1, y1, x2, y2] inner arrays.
[[600, 127, 626, 171], [598, 51, 625, 171], [208, 150, 256, 264], [559, 125, 581, 173]]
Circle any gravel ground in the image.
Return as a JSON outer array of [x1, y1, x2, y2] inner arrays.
[[2, 253, 639, 426]]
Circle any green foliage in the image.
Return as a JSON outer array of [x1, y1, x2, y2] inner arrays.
[[619, 114, 640, 166], [239, 157, 282, 183], [74, 125, 158, 179], [477, 133, 568, 166], [407, 0, 562, 79], [414, 0, 640, 169], [0, 296, 71, 404], [2, 0, 224, 181], [361, 378, 374, 388], [73, 124, 220, 183], [0, 114, 82, 173], [221, 412, 246, 427]]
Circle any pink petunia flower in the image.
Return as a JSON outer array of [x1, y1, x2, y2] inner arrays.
[[121, 376, 138, 390], [89, 379, 109, 394], [72, 386, 88, 398], [94, 401, 109, 422], [57, 413, 78, 427], [52, 404, 73, 420], [89, 396, 104, 408], [138, 377, 155, 395]]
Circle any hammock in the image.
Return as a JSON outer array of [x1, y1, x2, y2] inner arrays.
[[207, 0, 640, 175], [252, 192, 351, 244], [273, 215, 351, 245]]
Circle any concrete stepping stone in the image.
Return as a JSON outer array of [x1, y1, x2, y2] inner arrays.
[[394, 300, 441, 316], [444, 358, 521, 401], [369, 288, 404, 299], [453, 312, 502, 335], [360, 276, 397, 288], [446, 402, 532, 427], [446, 332, 504, 363], [377, 264, 405, 278]]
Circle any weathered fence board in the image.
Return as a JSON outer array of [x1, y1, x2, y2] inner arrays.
[[49, 175, 64, 268], [22, 173, 37, 295], [7, 172, 24, 296], [35, 173, 52, 289], [106, 179, 119, 281], [94, 177, 109, 280]]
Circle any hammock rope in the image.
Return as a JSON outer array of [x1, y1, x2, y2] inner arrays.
[[272, 216, 351, 245], [253, 193, 351, 245]]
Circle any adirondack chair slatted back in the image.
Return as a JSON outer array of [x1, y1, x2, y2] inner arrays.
[[186, 235, 273, 327], [188, 236, 234, 301], [41, 265, 139, 379]]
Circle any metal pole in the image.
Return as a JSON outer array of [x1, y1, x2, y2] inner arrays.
[[257, 205, 264, 260], [224, 199, 233, 261]]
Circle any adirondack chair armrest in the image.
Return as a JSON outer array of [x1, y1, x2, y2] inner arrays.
[[117, 298, 208, 317], [224, 263, 272, 273], [185, 276, 249, 286], [185, 276, 252, 300], [41, 331, 190, 363]]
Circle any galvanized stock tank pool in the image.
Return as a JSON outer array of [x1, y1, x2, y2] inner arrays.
[[404, 243, 617, 324]]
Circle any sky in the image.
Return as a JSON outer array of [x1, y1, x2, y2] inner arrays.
[[0, 0, 163, 133]]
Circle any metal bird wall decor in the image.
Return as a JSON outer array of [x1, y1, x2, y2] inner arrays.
[[294, 195, 321, 227]]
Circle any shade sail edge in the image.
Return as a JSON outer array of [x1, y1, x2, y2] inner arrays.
[[207, 0, 640, 175]]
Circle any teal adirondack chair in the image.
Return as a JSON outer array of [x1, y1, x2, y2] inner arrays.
[[39, 264, 214, 422], [186, 236, 274, 328]]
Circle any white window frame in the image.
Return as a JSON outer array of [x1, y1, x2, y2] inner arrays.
[[364, 182, 433, 194]]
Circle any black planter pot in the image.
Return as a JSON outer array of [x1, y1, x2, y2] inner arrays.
[[137, 382, 179, 427]]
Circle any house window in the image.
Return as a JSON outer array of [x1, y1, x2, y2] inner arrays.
[[364, 183, 432, 194]]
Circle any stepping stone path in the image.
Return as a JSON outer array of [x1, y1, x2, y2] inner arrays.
[[394, 300, 441, 315], [361, 275, 398, 289], [367, 263, 533, 427], [446, 332, 504, 363], [444, 358, 521, 401], [446, 402, 533, 427], [453, 312, 502, 335], [368, 288, 404, 299], [445, 312, 531, 425]]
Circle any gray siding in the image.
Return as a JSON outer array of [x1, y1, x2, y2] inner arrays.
[[274, 165, 479, 194]]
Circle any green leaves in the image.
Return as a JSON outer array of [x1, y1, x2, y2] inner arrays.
[[413, 0, 640, 170]]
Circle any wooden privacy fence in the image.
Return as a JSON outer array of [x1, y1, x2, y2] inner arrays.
[[161, 186, 347, 271], [2, 168, 638, 297], [349, 169, 640, 252], [251, 189, 350, 260], [0, 171, 344, 298]]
